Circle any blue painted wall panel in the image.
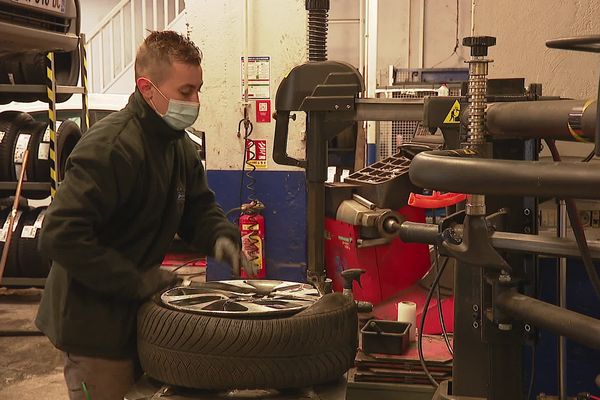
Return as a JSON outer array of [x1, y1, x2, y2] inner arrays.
[[526, 258, 600, 396], [206, 170, 307, 283]]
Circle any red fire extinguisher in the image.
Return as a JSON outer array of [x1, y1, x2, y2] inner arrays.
[[239, 201, 266, 279]]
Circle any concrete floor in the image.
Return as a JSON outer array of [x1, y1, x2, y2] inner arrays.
[[0, 287, 66, 399]]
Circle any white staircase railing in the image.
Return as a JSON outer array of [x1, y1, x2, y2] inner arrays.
[[86, 0, 186, 94]]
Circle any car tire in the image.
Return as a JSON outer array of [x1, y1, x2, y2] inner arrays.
[[0, 55, 32, 103], [30, 123, 52, 184], [18, 50, 80, 104], [0, 111, 34, 182], [24, 124, 43, 183], [137, 291, 358, 390], [17, 207, 50, 278], [0, 48, 80, 104], [16, 120, 51, 199], [10, 121, 42, 181], [0, 206, 29, 277], [55, 120, 82, 180]]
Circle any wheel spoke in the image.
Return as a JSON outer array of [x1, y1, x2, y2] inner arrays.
[[270, 294, 317, 304], [169, 294, 226, 307], [201, 281, 257, 294]]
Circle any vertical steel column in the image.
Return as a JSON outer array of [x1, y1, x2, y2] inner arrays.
[[558, 200, 568, 400], [451, 36, 500, 400], [306, 113, 328, 290]]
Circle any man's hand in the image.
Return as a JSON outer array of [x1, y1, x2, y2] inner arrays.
[[137, 267, 178, 300], [240, 252, 259, 278], [214, 237, 259, 278]]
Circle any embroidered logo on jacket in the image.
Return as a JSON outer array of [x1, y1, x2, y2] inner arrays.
[[176, 186, 186, 204]]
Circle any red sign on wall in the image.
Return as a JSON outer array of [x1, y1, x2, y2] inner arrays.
[[246, 139, 268, 169], [255, 100, 271, 123]]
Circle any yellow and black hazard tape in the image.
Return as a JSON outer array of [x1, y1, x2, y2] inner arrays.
[[46, 52, 57, 198], [80, 37, 90, 132]]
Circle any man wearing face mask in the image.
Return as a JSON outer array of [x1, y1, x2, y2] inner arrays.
[[35, 31, 255, 400]]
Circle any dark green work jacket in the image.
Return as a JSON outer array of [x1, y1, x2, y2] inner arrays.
[[35, 89, 238, 358]]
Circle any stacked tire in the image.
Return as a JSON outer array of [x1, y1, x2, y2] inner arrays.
[[0, 111, 82, 199], [0, 111, 83, 280], [0, 50, 80, 104], [0, 0, 81, 104], [0, 206, 50, 278]]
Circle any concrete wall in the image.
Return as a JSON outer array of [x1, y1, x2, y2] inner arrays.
[[473, 0, 599, 157], [186, 0, 308, 281], [473, 0, 598, 99], [187, 0, 307, 171]]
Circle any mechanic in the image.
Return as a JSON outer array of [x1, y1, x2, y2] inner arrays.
[[35, 30, 256, 400]]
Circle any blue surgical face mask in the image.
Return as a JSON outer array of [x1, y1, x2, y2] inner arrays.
[[148, 81, 200, 131]]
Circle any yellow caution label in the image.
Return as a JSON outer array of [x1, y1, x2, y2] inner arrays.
[[443, 100, 461, 124]]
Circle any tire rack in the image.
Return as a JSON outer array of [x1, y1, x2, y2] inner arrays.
[[0, 34, 89, 288]]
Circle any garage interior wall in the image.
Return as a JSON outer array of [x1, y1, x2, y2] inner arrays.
[[473, 0, 600, 158], [81, 0, 599, 280], [186, 0, 309, 281], [328, 0, 472, 81]]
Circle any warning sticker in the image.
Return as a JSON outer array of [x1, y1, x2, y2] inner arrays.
[[245, 139, 268, 169], [241, 56, 271, 100], [443, 100, 461, 124]]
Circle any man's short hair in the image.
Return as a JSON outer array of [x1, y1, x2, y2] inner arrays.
[[135, 31, 202, 82]]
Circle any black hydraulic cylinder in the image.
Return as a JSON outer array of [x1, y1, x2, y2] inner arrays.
[[496, 291, 600, 350], [485, 100, 597, 141], [410, 150, 600, 199]]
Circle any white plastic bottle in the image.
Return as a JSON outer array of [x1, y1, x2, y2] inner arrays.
[[437, 83, 450, 96]]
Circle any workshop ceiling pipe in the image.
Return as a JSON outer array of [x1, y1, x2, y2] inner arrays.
[[409, 149, 600, 199]]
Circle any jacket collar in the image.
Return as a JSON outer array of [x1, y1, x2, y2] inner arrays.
[[127, 88, 185, 141]]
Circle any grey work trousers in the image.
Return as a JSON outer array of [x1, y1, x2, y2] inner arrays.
[[63, 352, 135, 400]]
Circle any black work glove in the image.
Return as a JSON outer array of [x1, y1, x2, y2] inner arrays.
[[136, 266, 178, 300], [214, 237, 259, 278]]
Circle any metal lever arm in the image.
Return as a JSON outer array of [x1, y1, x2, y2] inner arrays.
[[272, 111, 306, 168], [442, 215, 510, 271]]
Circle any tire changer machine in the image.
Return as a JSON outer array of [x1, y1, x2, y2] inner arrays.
[[272, 35, 600, 399]]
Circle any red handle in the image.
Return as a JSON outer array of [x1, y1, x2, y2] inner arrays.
[[408, 191, 467, 209]]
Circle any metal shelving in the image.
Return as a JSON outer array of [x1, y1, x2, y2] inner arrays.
[[0, 34, 89, 288]]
